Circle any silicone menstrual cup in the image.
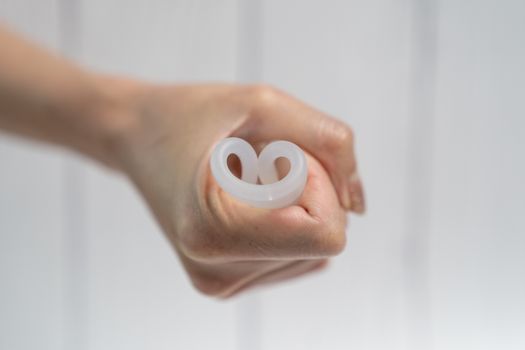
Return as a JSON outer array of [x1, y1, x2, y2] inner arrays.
[[210, 137, 307, 208]]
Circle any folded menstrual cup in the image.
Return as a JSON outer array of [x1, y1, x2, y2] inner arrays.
[[210, 137, 307, 208]]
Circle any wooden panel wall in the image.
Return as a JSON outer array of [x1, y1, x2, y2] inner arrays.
[[255, 1, 415, 349], [429, 0, 525, 349], [0, 1, 65, 349], [1, 0, 524, 349]]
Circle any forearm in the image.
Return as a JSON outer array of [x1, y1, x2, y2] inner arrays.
[[0, 25, 139, 167]]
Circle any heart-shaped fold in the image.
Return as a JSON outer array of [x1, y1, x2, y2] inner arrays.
[[210, 137, 307, 208]]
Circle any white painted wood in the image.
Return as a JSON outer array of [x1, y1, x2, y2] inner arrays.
[[429, 0, 525, 349], [75, 1, 239, 348], [77, 0, 238, 81], [0, 0, 60, 49], [0, 2, 65, 349], [256, 1, 415, 349], [3, 1, 522, 349]]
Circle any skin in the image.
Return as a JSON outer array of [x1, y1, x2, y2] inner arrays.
[[0, 25, 365, 298]]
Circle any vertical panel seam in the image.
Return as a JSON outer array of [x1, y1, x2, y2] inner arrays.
[[58, 0, 88, 349], [404, 0, 439, 348]]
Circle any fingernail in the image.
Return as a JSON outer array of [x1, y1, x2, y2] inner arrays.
[[341, 184, 352, 210], [348, 173, 366, 214]]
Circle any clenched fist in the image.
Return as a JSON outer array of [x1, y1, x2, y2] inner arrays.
[[101, 83, 365, 297]]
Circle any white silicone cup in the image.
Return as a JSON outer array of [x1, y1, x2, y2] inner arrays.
[[210, 137, 307, 208]]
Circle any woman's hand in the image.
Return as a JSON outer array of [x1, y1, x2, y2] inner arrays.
[[0, 27, 364, 297], [97, 81, 365, 297]]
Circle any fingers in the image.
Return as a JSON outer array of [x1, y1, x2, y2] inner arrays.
[[181, 257, 328, 298], [179, 257, 286, 297], [227, 259, 329, 297], [183, 152, 347, 262], [234, 85, 365, 213]]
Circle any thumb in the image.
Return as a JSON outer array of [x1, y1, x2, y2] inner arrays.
[[235, 85, 365, 213]]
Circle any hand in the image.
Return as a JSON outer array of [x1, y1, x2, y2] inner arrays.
[[0, 27, 364, 297], [102, 82, 365, 297]]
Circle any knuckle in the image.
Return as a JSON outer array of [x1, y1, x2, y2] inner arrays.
[[311, 219, 347, 256], [189, 271, 234, 298], [325, 228, 347, 256], [319, 119, 354, 154], [246, 84, 282, 106]]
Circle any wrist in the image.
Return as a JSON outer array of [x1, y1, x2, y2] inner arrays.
[[73, 72, 150, 171]]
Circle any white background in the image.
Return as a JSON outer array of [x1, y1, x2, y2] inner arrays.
[[1, 0, 524, 349]]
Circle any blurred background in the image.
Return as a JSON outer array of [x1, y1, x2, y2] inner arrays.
[[0, 0, 524, 349]]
